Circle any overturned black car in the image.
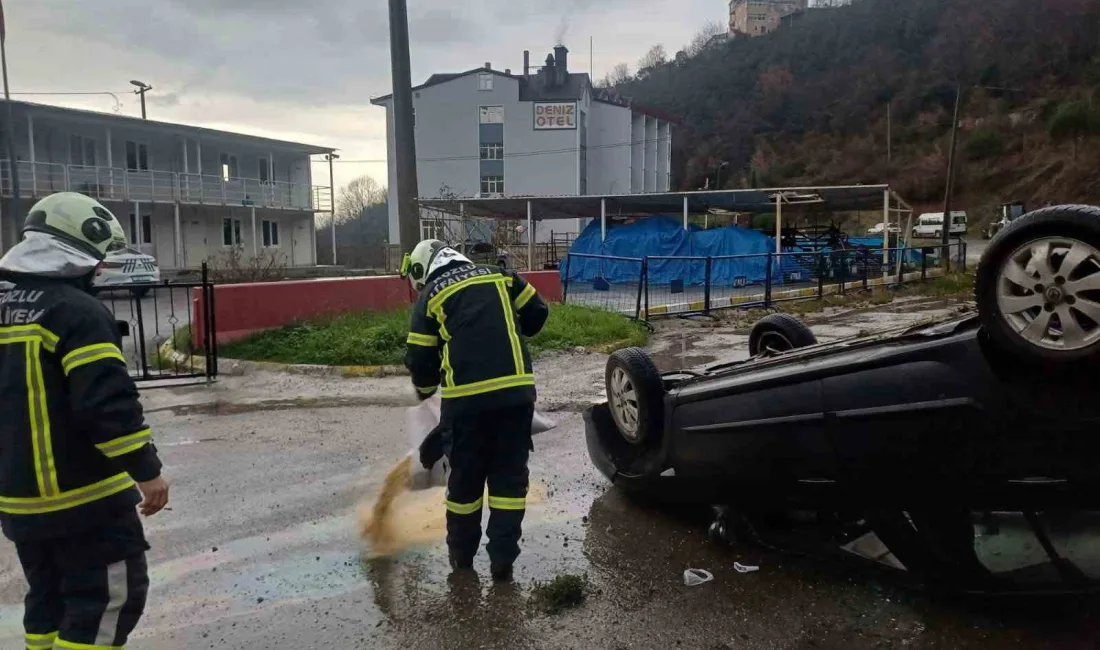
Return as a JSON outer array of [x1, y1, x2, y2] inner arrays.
[[585, 205, 1100, 594]]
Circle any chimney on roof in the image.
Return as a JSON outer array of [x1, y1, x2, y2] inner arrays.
[[543, 53, 555, 86], [523, 50, 530, 78], [553, 45, 569, 86], [485, 62, 492, 70]]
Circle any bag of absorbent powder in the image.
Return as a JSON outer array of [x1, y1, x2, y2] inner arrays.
[[406, 395, 557, 491]]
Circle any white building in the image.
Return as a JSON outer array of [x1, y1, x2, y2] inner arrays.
[[371, 45, 674, 245], [0, 100, 334, 269]]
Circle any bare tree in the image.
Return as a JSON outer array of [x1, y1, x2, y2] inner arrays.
[[637, 44, 668, 72], [597, 62, 632, 88], [685, 20, 728, 57], [336, 175, 385, 225]]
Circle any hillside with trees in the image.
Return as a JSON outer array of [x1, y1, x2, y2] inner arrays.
[[606, 0, 1100, 225]]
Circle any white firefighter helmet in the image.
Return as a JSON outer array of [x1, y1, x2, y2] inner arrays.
[[400, 239, 472, 291], [22, 192, 126, 260]]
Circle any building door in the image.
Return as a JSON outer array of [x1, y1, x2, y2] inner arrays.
[[293, 220, 310, 267], [184, 219, 207, 269]]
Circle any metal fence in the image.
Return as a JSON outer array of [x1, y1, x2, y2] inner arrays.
[[91, 263, 218, 384], [562, 240, 967, 320]]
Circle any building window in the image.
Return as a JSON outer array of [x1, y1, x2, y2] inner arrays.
[[220, 153, 239, 181], [479, 144, 504, 160], [128, 213, 152, 245], [480, 176, 505, 195], [125, 141, 148, 171], [258, 157, 270, 183], [479, 105, 504, 124], [222, 218, 243, 247], [478, 73, 494, 91], [262, 220, 280, 247], [70, 135, 97, 167]]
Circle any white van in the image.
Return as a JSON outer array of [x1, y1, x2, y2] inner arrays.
[[912, 211, 967, 238]]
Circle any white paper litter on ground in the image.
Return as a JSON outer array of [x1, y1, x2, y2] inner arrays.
[[683, 568, 714, 586], [733, 562, 760, 574]]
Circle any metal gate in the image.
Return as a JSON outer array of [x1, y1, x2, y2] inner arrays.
[[92, 263, 218, 384]]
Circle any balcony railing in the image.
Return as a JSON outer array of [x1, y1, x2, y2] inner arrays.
[[0, 160, 330, 212]]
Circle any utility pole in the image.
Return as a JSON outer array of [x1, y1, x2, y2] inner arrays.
[[1, 2, 20, 248], [886, 101, 892, 165], [326, 152, 339, 265], [940, 83, 963, 272], [388, 0, 420, 253], [130, 80, 152, 120]]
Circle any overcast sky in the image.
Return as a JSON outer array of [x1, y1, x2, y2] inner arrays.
[[9, 0, 721, 194]]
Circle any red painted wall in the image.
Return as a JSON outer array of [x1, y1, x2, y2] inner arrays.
[[193, 270, 563, 346]]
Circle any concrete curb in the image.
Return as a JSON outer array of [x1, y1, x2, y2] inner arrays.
[[159, 337, 409, 378]]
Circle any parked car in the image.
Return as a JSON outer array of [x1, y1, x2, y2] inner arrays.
[[93, 248, 160, 297], [866, 222, 901, 235], [585, 204, 1100, 594], [912, 211, 967, 238]]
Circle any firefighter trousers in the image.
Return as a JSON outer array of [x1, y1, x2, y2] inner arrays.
[[15, 510, 150, 650], [444, 403, 534, 567]]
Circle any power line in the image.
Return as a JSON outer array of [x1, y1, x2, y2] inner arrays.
[[312, 136, 673, 165]]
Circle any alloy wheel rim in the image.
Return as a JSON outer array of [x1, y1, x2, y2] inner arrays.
[[609, 367, 641, 442], [997, 236, 1100, 351]]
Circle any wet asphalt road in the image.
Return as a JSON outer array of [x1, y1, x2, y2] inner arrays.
[[2, 300, 1100, 648]]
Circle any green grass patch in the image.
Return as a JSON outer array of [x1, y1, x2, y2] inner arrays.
[[219, 304, 647, 366], [531, 573, 588, 614]]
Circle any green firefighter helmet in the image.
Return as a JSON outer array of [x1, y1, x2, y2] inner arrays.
[[400, 239, 472, 291], [22, 192, 126, 260]]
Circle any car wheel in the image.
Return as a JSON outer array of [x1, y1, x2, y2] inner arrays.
[[976, 204, 1100, 366], [934, 230, 942, 239], [605, 348, 663, 446], [748, 314, 817, 356]]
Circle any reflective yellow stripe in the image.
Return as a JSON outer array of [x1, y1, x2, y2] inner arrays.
[[495, 280, 524, 376], [514, 283, 538, 310], [26, 631, 57, 649], [0, 324, 59, 352], [26, 341, 58, 497], [445, 496, 483, 515], [440, 374, 535, 399], [488, 495, 527, 511], [416, 385, 438, 395], [95, 428, 152, 458], [0, 472, 135, 515], [55, 638, 123, 650], [427, 273, 503, 318], [61, 343, 125, 375], [406, 333, 438, 347], [439, 318, 455, 389]]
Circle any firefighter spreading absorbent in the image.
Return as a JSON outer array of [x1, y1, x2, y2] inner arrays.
[[359, 239, 549, 582]]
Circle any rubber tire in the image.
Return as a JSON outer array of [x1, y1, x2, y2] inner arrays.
[[976, 204, 1100, 366], [605, 347, 664, 446], [748, 313, 818, 356]]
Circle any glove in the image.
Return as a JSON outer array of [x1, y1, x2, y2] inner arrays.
[[419, 424, 446, 470], [412, 384, 437, 401]]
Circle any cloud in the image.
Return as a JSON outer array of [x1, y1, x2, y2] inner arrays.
[[8, 0, 719, 190]]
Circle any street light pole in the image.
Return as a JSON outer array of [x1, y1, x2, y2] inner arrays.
[[717, 161, 729, 191], [129, 80, 152, 120], [327, 152, 339, 266], [941, 83, 963, 272], [1, 19, 20, 247]]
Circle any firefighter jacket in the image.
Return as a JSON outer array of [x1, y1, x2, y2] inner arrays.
[[405, 263, 549, 414], [0, 273, 162, 542]]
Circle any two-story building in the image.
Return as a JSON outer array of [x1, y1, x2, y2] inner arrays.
[[371, 45, 674, 246], [729, 0, 808, 36], [0, 100, 334, 269]]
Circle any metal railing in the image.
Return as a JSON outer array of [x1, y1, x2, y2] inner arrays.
[[562, 240, 968, 320], [91, 263, 218, 384], [0, 160, 329, 211]]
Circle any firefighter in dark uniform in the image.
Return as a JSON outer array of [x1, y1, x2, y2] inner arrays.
[[0, 192, 169, 650], [401, 239, 549, 582]]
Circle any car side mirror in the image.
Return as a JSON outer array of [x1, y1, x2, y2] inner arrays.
[[117, 320, 130, 338]]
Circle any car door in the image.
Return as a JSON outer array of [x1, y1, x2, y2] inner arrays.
[[670, 365, 828, 484]]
